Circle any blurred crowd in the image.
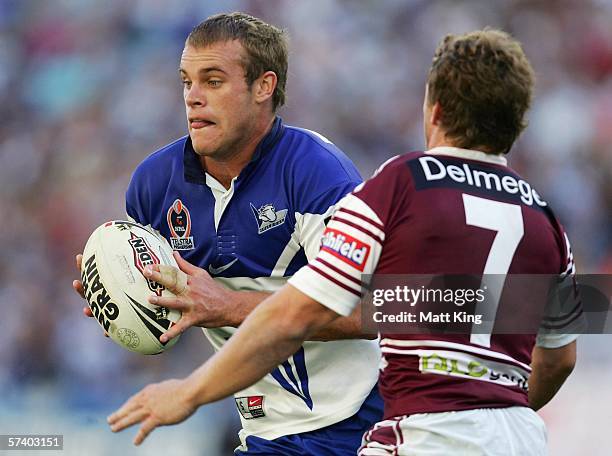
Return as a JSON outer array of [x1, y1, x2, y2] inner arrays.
[[1, 0, 611, 454]]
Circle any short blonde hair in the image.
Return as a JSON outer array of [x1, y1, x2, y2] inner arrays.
[[188, 12, 288, 111]]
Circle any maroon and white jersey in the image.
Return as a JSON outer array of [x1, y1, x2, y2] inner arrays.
[[290, 147, 582, 419]]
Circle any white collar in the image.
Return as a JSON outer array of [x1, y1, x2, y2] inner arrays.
[[426, 146, 507, 166]]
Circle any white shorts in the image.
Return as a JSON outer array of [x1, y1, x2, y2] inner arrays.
[[359, 406, 547, 456]]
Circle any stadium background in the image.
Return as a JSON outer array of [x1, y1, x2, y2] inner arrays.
[[1, 0, 610, 454]]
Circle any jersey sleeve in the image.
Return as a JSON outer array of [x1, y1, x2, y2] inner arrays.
[[289, 194, 385, 316], [536, 232, 586, 348], [295, 181, 360, 261], [289, 155, 409, 316], [289, 137, 362, 261]]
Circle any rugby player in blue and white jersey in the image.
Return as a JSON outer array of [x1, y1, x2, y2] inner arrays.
[[74, 12, 382, 455]]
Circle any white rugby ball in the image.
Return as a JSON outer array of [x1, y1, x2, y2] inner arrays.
[[81, 220, 181, 355]]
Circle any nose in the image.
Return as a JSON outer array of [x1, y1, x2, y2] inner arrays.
[[185, 83, 206, 108]]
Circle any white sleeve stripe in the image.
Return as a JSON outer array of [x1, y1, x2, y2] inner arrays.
[[308, 264, 362, 297], [326, 219, 382, 248], [540, 309, 584, 330], [333, 210, 385, 240], [315, 257, 363, 287], [337, 193, 385, 225], [308, 264, 361, 298], [536, 333, 580, 349], [288, 267, 357, 317], [310, 260, 363, 294], [330, 217, 384, 245], [317, 250, 363, 281], [336, 207, 384, 231]]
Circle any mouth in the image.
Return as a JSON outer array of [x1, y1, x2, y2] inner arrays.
[[189, 118, 215, 130]]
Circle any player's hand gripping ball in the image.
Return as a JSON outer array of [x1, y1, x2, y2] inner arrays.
[[80, 221, 182, 354]]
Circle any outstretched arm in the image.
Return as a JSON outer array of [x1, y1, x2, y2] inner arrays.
[[107, 284, 338, 445]]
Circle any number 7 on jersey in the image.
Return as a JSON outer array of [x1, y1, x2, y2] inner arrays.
[[462, 194, 524, 347]]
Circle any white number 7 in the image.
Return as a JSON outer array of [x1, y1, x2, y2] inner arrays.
[[462, 194, 524, 347]]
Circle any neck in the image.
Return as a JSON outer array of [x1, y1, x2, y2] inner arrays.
[[203, 115, 275, 189], [426, 127, 499, 155], [426, 126, 455, 150]]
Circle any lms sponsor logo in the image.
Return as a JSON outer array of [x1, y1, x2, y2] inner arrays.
[[321, 229, 370, 271]]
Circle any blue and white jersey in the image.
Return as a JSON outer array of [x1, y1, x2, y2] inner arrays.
[[126, 117, 381, 442]]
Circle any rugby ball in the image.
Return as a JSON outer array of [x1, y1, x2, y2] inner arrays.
[[81, 220, 181, 355]]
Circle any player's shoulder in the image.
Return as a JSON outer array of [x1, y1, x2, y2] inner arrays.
[[131, 136, 187, 180], [357, 150, 424, 192], [282, 125, 361, 182], [375, 151, 424, 175]]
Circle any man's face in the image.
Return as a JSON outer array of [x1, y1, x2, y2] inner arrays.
[[180, 40, 258, 159]]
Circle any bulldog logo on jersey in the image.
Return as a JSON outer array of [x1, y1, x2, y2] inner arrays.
[[166, 199, 194, 250], [250, 203, 288, 234]]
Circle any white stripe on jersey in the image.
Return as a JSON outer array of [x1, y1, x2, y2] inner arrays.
[[359, 449, 394, 456], [359, 417, 404, 455], [295, 206, 336, 260], [379, 348, 530, 389], [332, 208, 385, 241], [380, 338, 532, 372], [561, 232, 576, 277], [268, 205, 338, 277], [309, 256, 363, 294], [270, 223, 301, 277], [289, 266, 359, 316], [215, 275, 289, 292]]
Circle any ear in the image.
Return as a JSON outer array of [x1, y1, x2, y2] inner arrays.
[[430, 101, 443, 126], [253, 71, 277, 104]]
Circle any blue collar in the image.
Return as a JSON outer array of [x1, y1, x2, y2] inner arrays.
[[183, 116, 285, 185]]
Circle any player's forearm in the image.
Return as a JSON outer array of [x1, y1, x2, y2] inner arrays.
[[309, 305, 374, 340], [184, 286, 337, 406], [528, 343, 576, 410], [185, 305, 305, 406], [223, 290, 271, 327], [227, 290, 371, 340], [528, 368, 572, 411]]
